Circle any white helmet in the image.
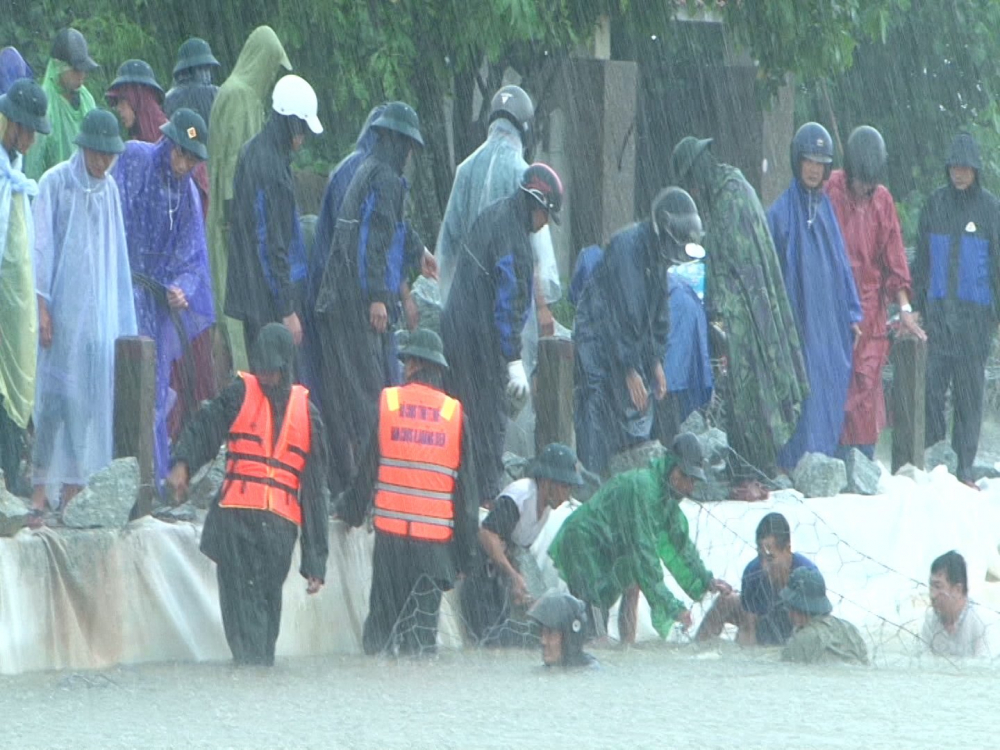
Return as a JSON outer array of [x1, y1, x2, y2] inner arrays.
[[272, 74, 323, 134]]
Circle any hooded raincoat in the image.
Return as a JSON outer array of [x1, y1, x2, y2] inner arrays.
[[572, 221, 670, 475], [768, 178, 862, 469], [107, 84, 167, 144], [548, 454, 714, 638], [113, 139, 215, 480], [441, 192, 536, 502], [435, 118, 561, 374], [0, 121, 38, 487], [313, 137, 424, 492], [697, 163, 808, 476], [913, 133, 1000, 480], [206, 26, 291, 367], [165, 67, 218, 131], [32, 150, 137, 488], [24, 59, 96, 181], [826, 169, 912, 447], [0, 48, 33, 96], [302, 107, 384, 398]]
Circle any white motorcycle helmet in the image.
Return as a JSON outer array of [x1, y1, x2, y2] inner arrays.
[[272, 74, 323, 134]]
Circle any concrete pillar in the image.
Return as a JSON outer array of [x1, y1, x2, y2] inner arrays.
[[891, 337, 927, 473], [534, 337, 575, 452], [559, 59, 639, 260], [114, 336, 157, 517]]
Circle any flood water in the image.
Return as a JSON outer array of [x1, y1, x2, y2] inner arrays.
[[3, 642, 994, 749]]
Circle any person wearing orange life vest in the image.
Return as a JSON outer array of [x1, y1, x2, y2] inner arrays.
[[338, 328, 479, 656], [166, 323, 329, 666]]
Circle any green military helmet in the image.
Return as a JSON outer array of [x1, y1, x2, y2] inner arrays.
[[528, 443, 585, 487], [396, 328, 448, 369], [780, 567, 834, 616], [51, 28, 99, 72], [173, 37, 220, 76], [160, 108, 208, 161], [107, 59, 164, 100], [670, 136, 713, 183], [371, 101, 424, 148], [74, 108, 125, 154], [0, 79, 51, 135]]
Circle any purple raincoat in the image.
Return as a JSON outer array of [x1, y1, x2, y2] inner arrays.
[[112, 139, 215, 480]]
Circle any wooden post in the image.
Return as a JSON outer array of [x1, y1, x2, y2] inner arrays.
[[891, 336, 927, 473], [535, 337, 575, 453], [114, 336, 156, 518]]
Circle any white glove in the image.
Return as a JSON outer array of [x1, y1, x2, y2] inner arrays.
[[506, 359, 529, 400]]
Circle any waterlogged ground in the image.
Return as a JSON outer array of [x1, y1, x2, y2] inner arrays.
[[3, 642, 995, 750]]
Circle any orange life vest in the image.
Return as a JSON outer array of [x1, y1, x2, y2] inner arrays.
[[220, 372, 311, 526], [373, 383, 463, 543]]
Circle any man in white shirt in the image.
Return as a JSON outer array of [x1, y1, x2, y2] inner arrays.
[[461, 443, 584, 645], [922, 550, 991, 658]]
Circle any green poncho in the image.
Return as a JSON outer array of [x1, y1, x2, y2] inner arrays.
[[548, 455, 713, 638], [23, 59, 95, 180], [702, 164, 808, 473], [206, 26, 291, 371], [0, 127, 37, 428]]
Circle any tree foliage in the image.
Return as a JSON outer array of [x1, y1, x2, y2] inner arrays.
[[5, 0, 988, 241]]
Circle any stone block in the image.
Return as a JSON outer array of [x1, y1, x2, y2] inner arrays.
[[792, 452, 847, 498], [845, 449, 881, 496], [63, 458, 140, 529], [0, 474, 28, 536], [187, 445, 226, 510], [924, 440, 958, 475], [608, 440, 667, 476], [698, 428, 729, 464]]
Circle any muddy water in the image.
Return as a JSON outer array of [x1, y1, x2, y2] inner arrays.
[[3, 643, 994, 749]]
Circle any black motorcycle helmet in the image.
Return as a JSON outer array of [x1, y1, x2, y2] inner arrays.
[[489, 84, 535, 159], [791, 121, 835, 182], [652, 186, 705, 262], [844, 125, 887, 185], [527, 592, 589, 665]]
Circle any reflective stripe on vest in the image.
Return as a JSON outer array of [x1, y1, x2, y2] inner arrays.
[[373, 383, 463, 543], [220, 372, 312, 526]]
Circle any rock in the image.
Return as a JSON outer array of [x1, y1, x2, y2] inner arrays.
[[62, 458, 139, 529], [608, 440, 667, 476], [925, 440, 958, 475], [410, 276, 442, 335], [679, 411, 707, 436], [188, 445, 226, 510], [792, 452, 847, 498], [0, 473, 28, 536], [698, 428, 729, 464], [845, 449, 881, 496]]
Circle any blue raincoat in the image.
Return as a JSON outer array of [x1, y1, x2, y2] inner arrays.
[[768, 178, 862, 468], [113, 139, 215, 480]]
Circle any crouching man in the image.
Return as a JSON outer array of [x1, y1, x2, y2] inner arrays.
[[461, 442, 584, 645], [166, 323, 329, 666], [549, 433, 731, 644], [780, 567, 868, 665], [527, 592, 598, 668]]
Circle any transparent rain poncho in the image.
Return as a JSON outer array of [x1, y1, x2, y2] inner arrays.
[[32, 150, 137, 487], [435, 118, 561, 372]]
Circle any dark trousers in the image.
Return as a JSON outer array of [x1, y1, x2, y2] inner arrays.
[[363, 539, 444, 656], [0, 399, 22, 491], [925, 344, 989, 480], [216, 542, 293, 666]]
